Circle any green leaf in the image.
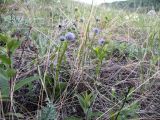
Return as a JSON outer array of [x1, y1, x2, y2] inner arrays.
[[15, 76, 39, 91], [0, 68, 10, 98], [0, 54, 11, 65], [76, 92, 96, 114], [55, 82, 67, 99], [91, 111, 103, 118], [6, 68, 16, 77], [76, 93, 87, 112], [0, 34, 8, 43], [55, 41, 68, 81], [93, 47, 99, 57], [109, 110, 116, 120], [86, 108, 92, 120], [7, 40, 20, 52]]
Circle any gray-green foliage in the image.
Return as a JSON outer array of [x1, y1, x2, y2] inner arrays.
[[38, 102, 57, 120]]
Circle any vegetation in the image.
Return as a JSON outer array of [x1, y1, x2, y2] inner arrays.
[[0, 0, 160, 119], [103, 0, 160, 12]]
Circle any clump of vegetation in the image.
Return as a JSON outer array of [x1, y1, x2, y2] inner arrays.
[[0, 0, 160, 120]]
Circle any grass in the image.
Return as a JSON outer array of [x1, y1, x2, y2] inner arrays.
[[0, 0, 160, 119]]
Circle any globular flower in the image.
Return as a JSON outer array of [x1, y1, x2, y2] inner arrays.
[[65, 32, 76, 41], [93, 28, 100, 35], [98, 38, 105, 45], [59, 36, 66, 41]]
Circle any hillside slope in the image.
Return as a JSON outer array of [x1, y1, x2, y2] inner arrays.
[[101, 0, 160, 12]]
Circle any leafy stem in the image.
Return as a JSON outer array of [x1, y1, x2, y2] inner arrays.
[[115, 87, 132, 120]]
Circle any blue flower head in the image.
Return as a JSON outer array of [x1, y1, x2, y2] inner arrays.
[[93, 28, 100, 35], [59, 36, 66, 41], [65, 32, 76, 41], [98, 38, 105, 45]]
